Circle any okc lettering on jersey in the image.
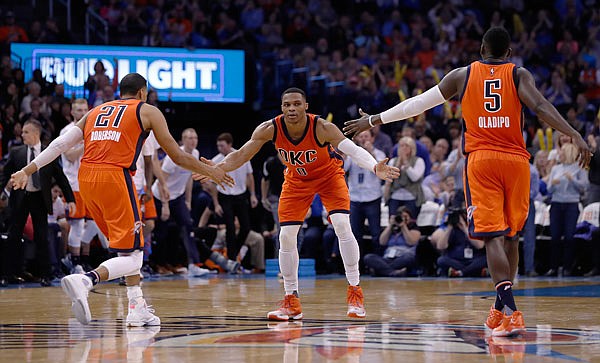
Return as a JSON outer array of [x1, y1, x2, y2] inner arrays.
[[478, 116, 510, 128], [90, 130, 122, 142], [278, 148, 317, 166]]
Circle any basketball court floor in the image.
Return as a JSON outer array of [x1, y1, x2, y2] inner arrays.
[[1, 275, 600, 362]]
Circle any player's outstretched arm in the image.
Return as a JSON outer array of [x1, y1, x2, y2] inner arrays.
[[342, 69, 461, 138], [218, 121, 274, 172], [517, 68, 592, 168], [143, 104, 234, 188], [11, 112, 91, 189], [319, 119, 400, 182]]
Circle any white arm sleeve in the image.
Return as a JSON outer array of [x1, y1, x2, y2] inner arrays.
[[337, 139, 377, 173], [380, 85, 446, 124], [32, 126, 84, 170]]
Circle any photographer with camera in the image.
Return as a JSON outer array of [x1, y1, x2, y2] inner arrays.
[[363, 206, 421, 277], [430, 207, 487, 277]]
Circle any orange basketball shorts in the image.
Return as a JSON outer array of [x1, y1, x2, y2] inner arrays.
[[78, 164, 144, 252], [464, 150, 530, 239], [67, 191, 87, 219], [278, 171, 350, 225]]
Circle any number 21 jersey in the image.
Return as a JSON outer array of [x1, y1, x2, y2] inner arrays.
[[82, 99, 149, 170]]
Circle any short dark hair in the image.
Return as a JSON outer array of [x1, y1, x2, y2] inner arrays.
[[119, 73, 147, 96], [281, 87, 306, 100], [217, 132, 233, 145], [482, 27, 511, 58], [23, 119, 43, 134]]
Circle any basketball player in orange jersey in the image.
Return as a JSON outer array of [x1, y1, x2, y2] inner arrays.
[[197, 87, 399, 320], [10, 73, 234, 326], [344, 27, 592, 337]]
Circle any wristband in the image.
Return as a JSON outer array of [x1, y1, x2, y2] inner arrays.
[[368, 115, 375, 127]]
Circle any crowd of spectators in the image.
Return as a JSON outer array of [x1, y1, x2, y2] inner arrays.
[[0, 0, 600, 284]]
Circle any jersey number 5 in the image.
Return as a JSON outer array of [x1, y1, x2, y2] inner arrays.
[[94, 105, 128, 128], [483, 79, 501, 113]]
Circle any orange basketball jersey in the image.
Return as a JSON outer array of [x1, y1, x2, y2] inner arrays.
[[272, 113, 344, 182], [82, 99, 149, 170], [461, 61, 530, 159]]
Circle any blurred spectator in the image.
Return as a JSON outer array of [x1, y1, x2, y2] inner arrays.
[[85, 61, 111, 94], [240, 0, 264, 33], [261, 155, 285, 247], [430, 207, 487, 277], [143, 23, 163, 47], [7, 122, 23, 153], [47, 183, 69, 279], [152, 128, 208, 278], [0, 11, 29, 48], [385, 136, 424, 218], [345, 130, 385, 252], [20, 82, 44, 117], [579, 57, 600, 103], [544, 70, 572, 112], [214, 216, 265, 272], [363, 206, 420, 277], [371, 124, 393, 157], [29, 68, 53, 96], [1, 120, 74, 287], [586, 135, 600, 205], [522, 161, 541, 277], [444, 138, 465, 208], [534, 149, 550, 198], [546, 143, 588, 276], [208, 132, 257, 261], [216, 16, 245, 48]]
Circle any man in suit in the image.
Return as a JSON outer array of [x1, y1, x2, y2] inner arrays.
[[1, 119, 75, 287]]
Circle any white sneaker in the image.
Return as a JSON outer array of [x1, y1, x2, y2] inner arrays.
[[72, 265, 85, 274], [126, 299, 161, 327], [188, 264, 210, 277], [61, 274, 93, 325]]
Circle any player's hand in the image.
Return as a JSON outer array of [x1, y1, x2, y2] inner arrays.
[[208, 165, 235, 188], [343, 108, 372, 139], [192, 157, 215, 182], [196, 157, 235, 188], [10, 170, 28, 190], [192, 172, 210, 183], [573, 134, 593, 169], [374, 158, 400, 182], [67, 202, 76, 217]]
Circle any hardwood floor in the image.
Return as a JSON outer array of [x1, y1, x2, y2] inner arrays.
[[1, 275, 599, 362]]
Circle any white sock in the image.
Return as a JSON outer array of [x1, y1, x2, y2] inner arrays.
[[278, 225, 301, 295], [279, 249, 299, 295], [330, 213, 360, 286], [126, 285, 143, 301]]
